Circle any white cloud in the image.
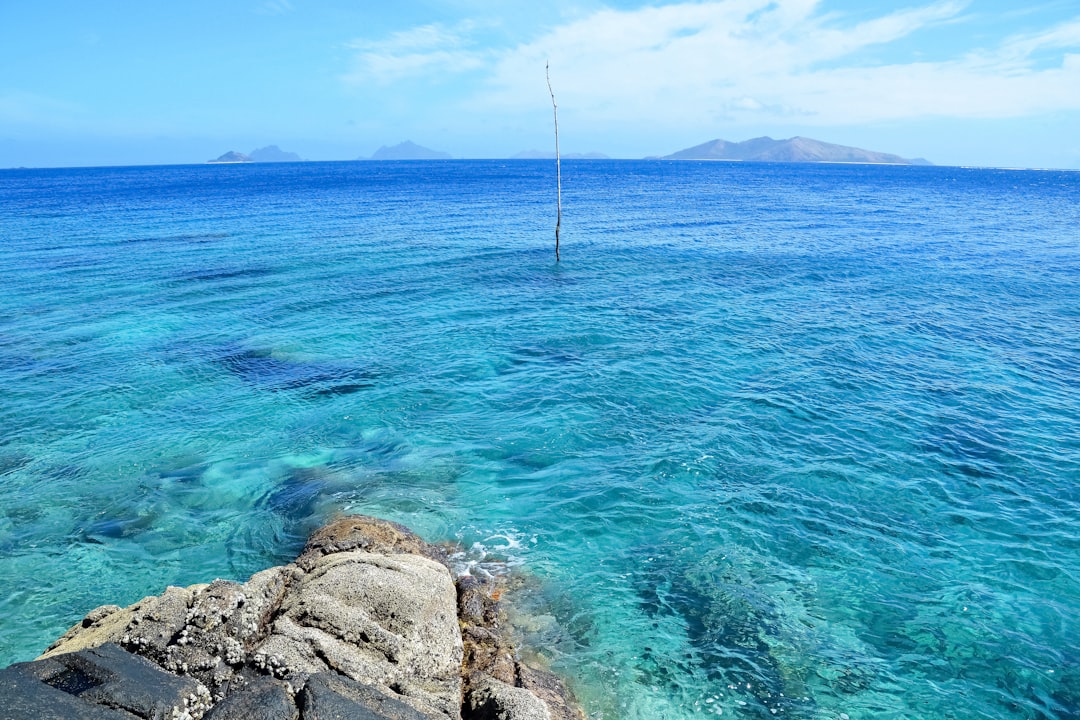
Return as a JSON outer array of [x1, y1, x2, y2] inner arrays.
[[345, 0, 1080, 128]]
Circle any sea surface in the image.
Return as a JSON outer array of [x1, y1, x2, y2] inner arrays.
[[1, 160, 1078, 719]]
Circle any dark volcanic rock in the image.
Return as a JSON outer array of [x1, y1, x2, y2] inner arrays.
[[0, 682, 133, 718], [300, 673, 433, 720], [0, 664, 135, 720], [204, 676, 297, 720], [0, 643, 210, 719]]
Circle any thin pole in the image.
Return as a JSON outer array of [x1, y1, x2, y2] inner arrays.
[[546, 61, 561, 262]]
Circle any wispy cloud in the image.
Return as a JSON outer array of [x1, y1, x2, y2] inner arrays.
[[0, 91, 85, 128], [257, 0, 294, 16], [343, 22, 487, 85], [344, 0, 1080, 127]]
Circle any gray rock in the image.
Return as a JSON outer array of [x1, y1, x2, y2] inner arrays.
[[465, 673, 551, 720], [42, 585, 198, 662], [204, 675, 297, 720], [300, 673, 434, 719]]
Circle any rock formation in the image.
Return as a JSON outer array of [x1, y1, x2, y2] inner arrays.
[[0, 515, 582, 720]]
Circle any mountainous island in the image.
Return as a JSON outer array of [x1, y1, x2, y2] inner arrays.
[[365, 141, 451, 160], [662, 136, 931, 165], [208, 145, 304, 163]]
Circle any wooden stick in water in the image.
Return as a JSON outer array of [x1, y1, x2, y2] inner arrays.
[[546, 61, 561, 262]]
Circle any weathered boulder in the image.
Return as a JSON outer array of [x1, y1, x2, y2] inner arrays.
[[254, 550, 462, 718]]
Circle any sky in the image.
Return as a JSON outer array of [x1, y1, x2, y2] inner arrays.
[[1, 0, 1079, 168]]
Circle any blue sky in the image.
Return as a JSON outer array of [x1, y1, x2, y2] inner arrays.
[[2, 0, 1079, 168]]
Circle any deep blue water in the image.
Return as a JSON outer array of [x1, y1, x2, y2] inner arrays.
[[1, 160, 1078, 719]]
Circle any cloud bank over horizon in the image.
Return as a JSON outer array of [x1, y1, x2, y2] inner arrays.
[[348, 1, 1080, 127]]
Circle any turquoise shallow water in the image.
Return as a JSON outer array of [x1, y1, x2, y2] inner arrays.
[[1, 160, 1078, 719]]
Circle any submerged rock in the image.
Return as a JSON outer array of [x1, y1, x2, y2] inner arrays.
[[6, 515, 581, 720]]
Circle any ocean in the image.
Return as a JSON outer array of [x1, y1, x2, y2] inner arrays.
[[0, 159, 1077, 719]]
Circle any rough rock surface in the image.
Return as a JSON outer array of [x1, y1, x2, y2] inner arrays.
[[5, 515, 582, 720]]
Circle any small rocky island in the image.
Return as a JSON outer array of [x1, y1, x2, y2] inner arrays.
[[0, 515, 582, 720]]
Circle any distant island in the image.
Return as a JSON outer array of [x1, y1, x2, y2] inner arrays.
[[203, 137, 930, 165], [512, 150, 610, 160], [208, 145, 304, 164], [661, 136, 931, 165], [364, 141, 451, 161]]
